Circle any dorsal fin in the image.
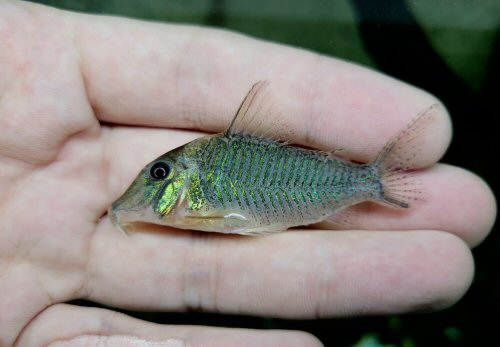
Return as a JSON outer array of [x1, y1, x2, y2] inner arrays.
[[225, 80, 269, 137], [224, 80, 294, 142]]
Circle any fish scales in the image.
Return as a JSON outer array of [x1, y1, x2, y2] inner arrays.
[[109, 81, 437, 235], [196, 134, 369, 229]]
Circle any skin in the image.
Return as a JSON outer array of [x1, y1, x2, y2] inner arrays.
[[0, 1, 496, 346]]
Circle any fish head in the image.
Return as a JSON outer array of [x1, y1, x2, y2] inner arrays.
[[109, 144, 194, 232]]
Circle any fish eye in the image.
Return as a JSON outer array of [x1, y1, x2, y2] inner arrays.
[[150, 161, 170, 179]]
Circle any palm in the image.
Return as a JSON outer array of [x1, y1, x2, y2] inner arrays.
[[0, 67, 197, 324], [0, 40, 103, 333], [0, 1, 495, 346]]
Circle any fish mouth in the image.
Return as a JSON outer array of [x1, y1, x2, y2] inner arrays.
[[108, 203, 130, 227], [108, 205, 132, 234], [108, 201, 157, 234]]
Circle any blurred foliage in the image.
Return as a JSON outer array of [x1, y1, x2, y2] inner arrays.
[[34, 0, 499, 346]]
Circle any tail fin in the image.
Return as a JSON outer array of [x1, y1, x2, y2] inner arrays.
[[373, 104, 440, 208]]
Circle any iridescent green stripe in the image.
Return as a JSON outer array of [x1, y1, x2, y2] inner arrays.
[[307, 156, 319, 190], [263, 145, 279, 187], [229, 138, 243, 182], [273, 149, 286, 186], [210, 140, 225, 186], [249, 189, 261, 219], [228, 140, 243, 208], [239, 139, 252, 186], [286, 149, 299, 188], [259, 143, 275, 187], [252, 144, 271, 187], [289, 190, 305, 220], [279, 150, 291, 186], [297, 153, 308, 189], [258, 190, 272, 223], [320, 159, 330, 186]]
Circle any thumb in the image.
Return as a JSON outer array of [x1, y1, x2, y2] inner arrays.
[[49, 336, 185, 347], [17, 304, 322, 347]]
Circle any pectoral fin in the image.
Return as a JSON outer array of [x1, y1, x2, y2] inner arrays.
[[181, 209, 251, 233]]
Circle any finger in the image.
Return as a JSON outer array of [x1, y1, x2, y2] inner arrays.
[[84, 224, 473, 318], [70, 8, 451, 165], [102, 127, 494, 246], [0, 1, 96, 166], [325, 164, 496, 247], [18, 304, 321, 347]]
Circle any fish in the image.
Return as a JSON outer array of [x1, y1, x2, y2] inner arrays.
[[109, 81, 437, 235]]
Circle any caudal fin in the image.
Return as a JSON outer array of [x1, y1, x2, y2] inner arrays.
[[373, 104, 441, 208]]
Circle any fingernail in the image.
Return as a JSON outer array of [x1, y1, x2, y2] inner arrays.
[[48, 335, 186, 347]]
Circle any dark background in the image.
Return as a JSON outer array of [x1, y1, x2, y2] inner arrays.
[[33, 0, 499, 346]]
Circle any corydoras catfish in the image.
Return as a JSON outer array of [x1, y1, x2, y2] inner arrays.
[[109, 81, 437, 235]]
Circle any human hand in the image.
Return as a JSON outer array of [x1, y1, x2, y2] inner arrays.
[[0, 1, 495, 346]]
